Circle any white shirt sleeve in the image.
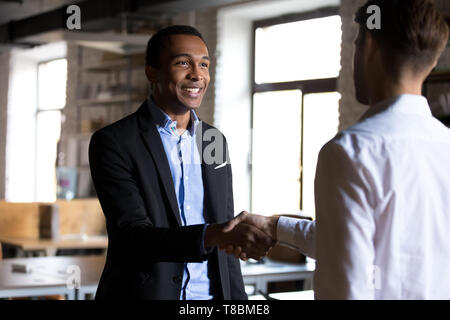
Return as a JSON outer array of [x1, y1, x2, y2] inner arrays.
[[313, 140, 377, 300], [277, 216, 316, 259]]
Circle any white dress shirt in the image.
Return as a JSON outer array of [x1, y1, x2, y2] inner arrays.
[[277, 94, 450, 299]]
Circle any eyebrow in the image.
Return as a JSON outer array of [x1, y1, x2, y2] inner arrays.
[[172, 53, 210, 61]]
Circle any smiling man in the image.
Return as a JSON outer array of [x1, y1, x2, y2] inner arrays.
[[89, 25, 273, 300]]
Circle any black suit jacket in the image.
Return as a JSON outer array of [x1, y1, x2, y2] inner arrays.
[[89, 100, 247, 300]]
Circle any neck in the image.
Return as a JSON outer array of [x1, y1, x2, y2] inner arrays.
[[369, 73, 424, 106], [164, 109, 191, 133], [152, 95, 191, 132]]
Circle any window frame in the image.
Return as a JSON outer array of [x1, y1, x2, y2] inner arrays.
[[35, 58, 67, 201], [250, 7, 340, 211]]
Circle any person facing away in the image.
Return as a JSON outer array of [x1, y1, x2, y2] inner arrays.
[[224, 0, 450, 299], [89, 25, 273, 300]]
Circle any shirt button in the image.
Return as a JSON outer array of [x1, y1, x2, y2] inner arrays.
[[186, 205, 191, 210], [185, 176, 189, 180]]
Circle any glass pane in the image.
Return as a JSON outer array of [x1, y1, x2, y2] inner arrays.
[[252, 90, 302, 215], [255, 15, 342, 84], [38, 58, 67, 110], [302, 92, 340, 218], [35, 110, 61, 202]]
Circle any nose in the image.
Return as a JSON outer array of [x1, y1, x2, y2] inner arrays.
[[187, 65, 203, 81]]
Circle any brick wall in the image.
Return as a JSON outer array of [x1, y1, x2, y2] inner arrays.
[[435, 0, 450, 70], [171, 8, 218, 126], [337, 0, 368, 131], [337, 0, 450, 131]]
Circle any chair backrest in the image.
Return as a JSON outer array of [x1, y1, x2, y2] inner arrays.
[[56, 198, 106, 236], [0, 199, 106, 240], [0, 201, 42, 239]]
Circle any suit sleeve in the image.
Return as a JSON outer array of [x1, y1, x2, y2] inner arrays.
[[89, 129, 210, 269], [224, 141, 248, 300]]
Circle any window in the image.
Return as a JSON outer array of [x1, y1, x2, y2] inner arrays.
[[35, 58, 67, 201], [255, 15, 342, 84], [251, 9, 341, 218]]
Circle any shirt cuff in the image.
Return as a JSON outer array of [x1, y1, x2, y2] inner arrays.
[[277, 216, 301, 246]]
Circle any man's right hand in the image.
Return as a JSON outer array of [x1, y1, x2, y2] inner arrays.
[[222, 211, 280, 240]]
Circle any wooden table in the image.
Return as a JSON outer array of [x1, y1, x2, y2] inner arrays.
[[0, 256, 106, 300], [0, 235, 108, 257]]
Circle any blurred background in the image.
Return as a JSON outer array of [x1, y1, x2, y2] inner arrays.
[[0, 0, 449, 300]]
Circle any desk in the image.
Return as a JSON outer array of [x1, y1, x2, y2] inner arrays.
[[0, 235, 108, 257], [1, 256, 314, 300], [241, 260, 315, 294], [75, 259, 316, 300], [73, 258, 316, 300], [73, 255, 105, 300], [0, 255, 105, 300], [249, 290, 314, 300], [0, 256, 87, 299]]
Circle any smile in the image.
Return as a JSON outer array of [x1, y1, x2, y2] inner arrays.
[[182, 87, 201, 94]]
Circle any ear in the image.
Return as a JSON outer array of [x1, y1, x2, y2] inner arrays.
[[145, 65, 158, 84], [365, 31, 375, 56], [430, 59, 438, 70], [422, 59, 438, 79], [365, 31, 385, 70]]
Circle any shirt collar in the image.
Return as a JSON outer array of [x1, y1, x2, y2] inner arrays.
[[147, 96, 200, 137], [360, 94, 431, 121]]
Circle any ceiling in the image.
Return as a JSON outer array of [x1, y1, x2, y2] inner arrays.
[[0, 0, 84, 25], [0, 0, 250, 52]]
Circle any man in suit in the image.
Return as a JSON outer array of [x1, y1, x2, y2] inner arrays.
[[89, 25, 273, 300]]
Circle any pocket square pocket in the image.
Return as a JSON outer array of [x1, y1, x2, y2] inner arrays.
[[214, 161, 227, 170]]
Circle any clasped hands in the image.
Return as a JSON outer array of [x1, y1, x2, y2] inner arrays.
[[205, 211, 280, 261]]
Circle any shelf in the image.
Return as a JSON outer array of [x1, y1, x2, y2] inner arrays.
[[425, 69, 450, 83], [77, 94, 147, 106], [82, 56, 145, 72]]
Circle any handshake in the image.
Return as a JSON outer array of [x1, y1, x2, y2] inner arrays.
[[205, 211, 280, 261]]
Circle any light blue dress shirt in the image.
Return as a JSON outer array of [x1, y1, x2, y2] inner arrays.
[[147, 97, 212, 300]]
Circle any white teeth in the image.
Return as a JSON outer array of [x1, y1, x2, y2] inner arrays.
[[183, 87, 200, 93]]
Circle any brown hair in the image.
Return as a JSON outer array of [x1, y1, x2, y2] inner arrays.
[[355, 0, 449, 77]]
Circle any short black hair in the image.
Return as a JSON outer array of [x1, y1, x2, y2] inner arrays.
[[354, 0, 449, 76], [145, 25, 207, 68]]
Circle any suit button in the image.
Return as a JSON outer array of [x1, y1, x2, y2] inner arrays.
[[172, 276, 182, 284]]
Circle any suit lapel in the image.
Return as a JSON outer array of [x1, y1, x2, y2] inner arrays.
[[137, 101, 182, 226], [197, 122, 221, 224]]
